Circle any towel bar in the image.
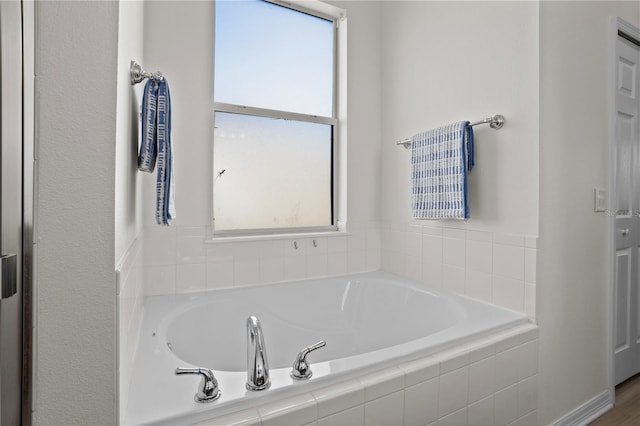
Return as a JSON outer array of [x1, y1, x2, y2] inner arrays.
[[130, 60, 163, 86], [396, 114, 505, 148]]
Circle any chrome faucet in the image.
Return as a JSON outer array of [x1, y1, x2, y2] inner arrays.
[[246, 315, 270, 391], [291, 340, 326, 380], [175, 367, 221, 402]]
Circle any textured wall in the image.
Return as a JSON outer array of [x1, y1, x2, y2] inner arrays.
[[115, 1, 144, 264], [35, 1, 118, 424], [115, 1, 146, 421]]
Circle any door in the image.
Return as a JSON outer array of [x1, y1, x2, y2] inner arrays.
[[0, 0, 23, 423], [614, 33, 640, 385]]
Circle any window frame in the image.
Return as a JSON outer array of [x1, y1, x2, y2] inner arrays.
[[212, 0, 342, 237]]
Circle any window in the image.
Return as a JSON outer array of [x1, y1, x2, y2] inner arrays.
[[213, 0, 339, 235]]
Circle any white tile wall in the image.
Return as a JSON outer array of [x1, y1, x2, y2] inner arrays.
[[196, 408, 261, 426], [438, 366, 469, 417], [404, 378, 438, 425], [468, 394, 494, 425], [142, 221, 382, 296], [317, 405, 364, 426], [196, 324, 539, 426], [364, 391, 404, 426], [382, 223, 537, 319], [133, 222, 537, 426], [313, 380, 364, 418], [258, 394, 317, 426], [116, 238, 144, 424], [439, 407, 468, 426]]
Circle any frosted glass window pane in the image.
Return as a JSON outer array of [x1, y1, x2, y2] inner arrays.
[[214, 112, 332, 231], [214, 0, 334, 117]]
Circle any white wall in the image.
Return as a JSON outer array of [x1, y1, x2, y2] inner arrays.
[[138, 0, 382, 296], [115, 1, 145, 422], [35, 1, 118, 424], [380, 1, 539, 237], [115, 1, 144, 264], [378, 1, 539, 315], [331, 0, 382, 225], [538, 2, 640, 424]]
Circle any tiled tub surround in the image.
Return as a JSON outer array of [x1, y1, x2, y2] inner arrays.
[[382, 224, 537, 319], [124, 272, 534, 425], [195, 324, 538, 426], [117, 238, 145, 422], [119, 222, 379, 422], [120, 223, 540, 424], [142, 221, 382, 296]]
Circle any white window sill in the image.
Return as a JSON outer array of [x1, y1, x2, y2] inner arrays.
[[204, 230, 349, 244]]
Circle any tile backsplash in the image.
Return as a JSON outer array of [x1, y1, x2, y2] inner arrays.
[[137, 220, 536, 320], [119, 221, 537, 423], [195, 324, 539, 426], [116, 238, 144, 423], [142, 220, 382, 296], [381, 223, 537, 319]]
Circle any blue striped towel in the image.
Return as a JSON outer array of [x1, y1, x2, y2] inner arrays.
[[138, 78, 176, 226], [410, 121, 474, 219], [138, 79, 158, 172]]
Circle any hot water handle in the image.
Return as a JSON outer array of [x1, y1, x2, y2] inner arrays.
[[290, 340, 326, 380], [175, 367, 221, 402]]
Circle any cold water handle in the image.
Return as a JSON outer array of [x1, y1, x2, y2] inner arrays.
[[290, 340, 326, 380], [175, 367, 221, 402]]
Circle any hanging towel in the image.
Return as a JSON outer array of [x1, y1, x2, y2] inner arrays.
[[410, 121, 474, 219], [138, 78, 176, 226], [138, 79, 158, 172]]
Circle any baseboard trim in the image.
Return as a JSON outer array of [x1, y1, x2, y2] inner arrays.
[[551, 390, 613, 426]]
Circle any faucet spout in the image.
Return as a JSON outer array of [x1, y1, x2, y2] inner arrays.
[[246, 315, 270, 391]]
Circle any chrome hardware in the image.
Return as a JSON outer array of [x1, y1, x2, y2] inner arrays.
[[472, 114, 505, 129], [246, 316, 270, 391], [0, 254, 17, 299], [290, 340, 326, 380], [490, 115, 505, 129], [396, 114, 505, 148], [130, 60, 163, 85], [620, 228, 630, 236], [175, 367, 221, 402]]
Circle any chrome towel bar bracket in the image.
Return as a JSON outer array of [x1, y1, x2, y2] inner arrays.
[[470, 114, 505, 129], [130, 60, 163, 86], [396, 114, 505, 149]]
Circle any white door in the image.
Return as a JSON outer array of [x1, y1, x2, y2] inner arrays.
[[614, 34, 640, 385]]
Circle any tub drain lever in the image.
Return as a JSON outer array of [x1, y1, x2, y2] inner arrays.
[[290, 340, 326, 380], [175, 367, 221, 402]]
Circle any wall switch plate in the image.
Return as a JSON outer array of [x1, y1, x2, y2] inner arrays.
[[594, 188, 607, 212]]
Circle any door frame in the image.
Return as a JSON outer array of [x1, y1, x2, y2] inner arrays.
[[608, 16, 640, 403], [21, 0, 35, 424]]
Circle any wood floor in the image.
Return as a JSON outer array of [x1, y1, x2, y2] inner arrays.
[[591, 374, 640, 425]]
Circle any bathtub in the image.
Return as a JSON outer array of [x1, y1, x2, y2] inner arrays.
[[124, 271, 530, 425]]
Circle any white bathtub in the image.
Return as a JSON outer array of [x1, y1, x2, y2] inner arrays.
[[124, 271, 529, 425]]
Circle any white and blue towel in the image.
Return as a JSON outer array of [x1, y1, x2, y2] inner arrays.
[[138, 78, 176, 226], [410, 121, 474, 219]]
